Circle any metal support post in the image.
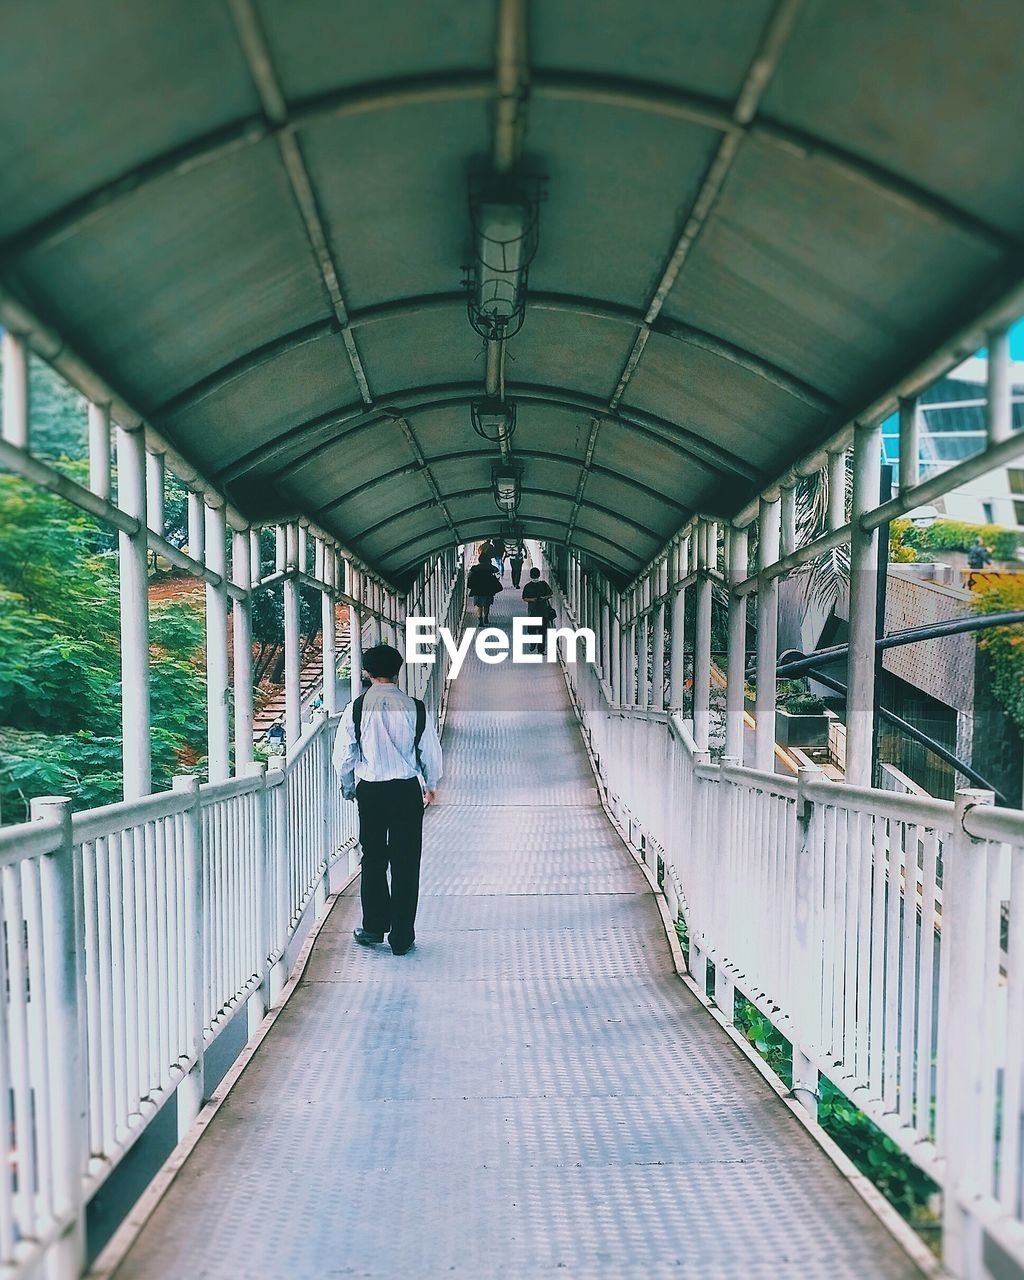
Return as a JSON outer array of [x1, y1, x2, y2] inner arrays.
[[610, 604, 622, 703], [187, 490, 205, 562], [245, 761, 270, 1036], [625, 622, 637, 706], [652, 599, 666, 711], [349, 604, 364, 702], [669, 543, 687, 711], [115, 426, 152, 799], [827, 448, 846, 531], [32, 796, 85, 1279], [898, 397, 919, 493], [1, 328, 29, 447], [780, 484, 797, 558], [145, 450, 165, 535], [172, 775, 205, 1137], [846, 423, 882, 786], [601, 597, 612, 687], [637, 612, 650, 708], [940, 788, 995, 1278], [754, 497, 781, 772], [87, 402, 111, 500], [725, 525, 748, 761], [322, 547, 338, 713], [987, 324, 1012, 446], [693, 523, 713, 750], [283, 524, 302, 748], [204, 503, 231, 781], [232, 529, 254, 769]]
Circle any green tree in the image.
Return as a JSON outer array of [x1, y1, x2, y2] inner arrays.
[[0, 474, 209, 821]]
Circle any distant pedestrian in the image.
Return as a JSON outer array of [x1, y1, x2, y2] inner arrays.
[[522, 567, 555, 649], [967, 535, 992, 588], [333, 643, 443, 957], [266, 721, 285, 751], [467, 552, 502, 624], [490, 537, 506, 578], [509, 542, 526, 588]]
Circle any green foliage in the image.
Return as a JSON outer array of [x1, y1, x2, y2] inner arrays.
[[0, 475, 209, 821], [732, 994, 936, 1227], [973, 576, 1024, 733], [892, 517, 1019, 562], [775, 679, 826, 716]]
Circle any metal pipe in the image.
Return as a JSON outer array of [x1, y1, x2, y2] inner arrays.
[[801, 667, 1007, 803], [0, 436, 139, 533], [865, 427, 1024, 531], [776, 609, 1024, 677], [827, 447, 846, 531], [846, 423, 882, 786], [652, 599, 666, 711], [115, 427, 152, 799]]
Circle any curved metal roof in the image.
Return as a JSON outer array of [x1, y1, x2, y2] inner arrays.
[[2, 0, 1022, 584]]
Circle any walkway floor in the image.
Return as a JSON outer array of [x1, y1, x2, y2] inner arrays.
[[108, 593, 924, 1279]]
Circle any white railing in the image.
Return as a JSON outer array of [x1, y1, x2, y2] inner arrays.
[[0, 714, 355, 1278], [0, 556, 463, 1279], [558, 590, 1024, 1278]]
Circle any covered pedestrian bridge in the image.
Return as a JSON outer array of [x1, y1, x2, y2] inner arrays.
[[2, 2, 1024, 1277]]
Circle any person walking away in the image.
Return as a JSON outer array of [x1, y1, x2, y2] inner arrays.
[[966, 535, 991, 589], [490, 537, 506, 578], [509, 542, 526, 588], [522, 567, 555, 651], [467, 551, 502, 624], [333, 643, 443, 956]]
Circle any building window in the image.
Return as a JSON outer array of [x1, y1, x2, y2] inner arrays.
[[1009, 468, 1024, 496], [1014, 500, 1024, 527], [982, 501, 995, 523]]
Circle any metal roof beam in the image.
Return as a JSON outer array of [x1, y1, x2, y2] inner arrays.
[[226, 0, 373, 405], [218, 381, 761, 485]]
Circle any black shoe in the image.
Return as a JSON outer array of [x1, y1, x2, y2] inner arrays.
[[353, 928, 384, 947], [390, 941, 415, 956]]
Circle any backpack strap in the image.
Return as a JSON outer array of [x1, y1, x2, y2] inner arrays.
[[352, 693, 365, 748], [413, 698, 426, 771]]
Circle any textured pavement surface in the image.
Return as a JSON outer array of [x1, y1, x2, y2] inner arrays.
[[109, 591, 923, 1278]]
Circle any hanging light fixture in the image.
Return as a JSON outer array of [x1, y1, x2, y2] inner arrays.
[[465, 179, 540, 342], [492, 462, 523, 513], [471, 396, 518, 444]]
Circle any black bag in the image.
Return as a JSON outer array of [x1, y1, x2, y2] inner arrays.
[[352, 693, 427, 770]]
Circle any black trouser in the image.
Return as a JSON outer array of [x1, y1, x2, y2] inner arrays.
[[356, 777, 424, 950], [510, 560, 524, 587]]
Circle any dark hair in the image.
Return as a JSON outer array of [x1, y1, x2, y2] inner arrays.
[[362, 643, 403, 678], [529, 567, 541, 579]]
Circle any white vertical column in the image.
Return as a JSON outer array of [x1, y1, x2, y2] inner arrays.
[[898, 398, 919, 494], [610, 600, 622, 703], [846, 422, 882, 786], [601, 595, 612, 687], [115, 426, 151, 799], [637, 606, 649, 708], [754, 497, 781, 772], [1, 329, 29, 448], [652, 597, 666, 711], [669, 537, 688, 710], [250, 528, 262, 587], [187, 491, 205, 562], [725, 525, 749, 762], [827, 449, 846, 531], [693, 522, 713, 750], [88, 402, 111, 500], [322, 547, 338, 714], [625, 618, 637, 706], [780, 484, 797, 558], [349, 567, 363, 701], [146, 451, 165, 535], [232, 528, 254, 769], [204, 503, 231, 781], [283, 524, 302, 748], [987, 325, 1012, 446]]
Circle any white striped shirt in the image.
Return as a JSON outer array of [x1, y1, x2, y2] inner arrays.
[[332, 682, 443, 799]]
